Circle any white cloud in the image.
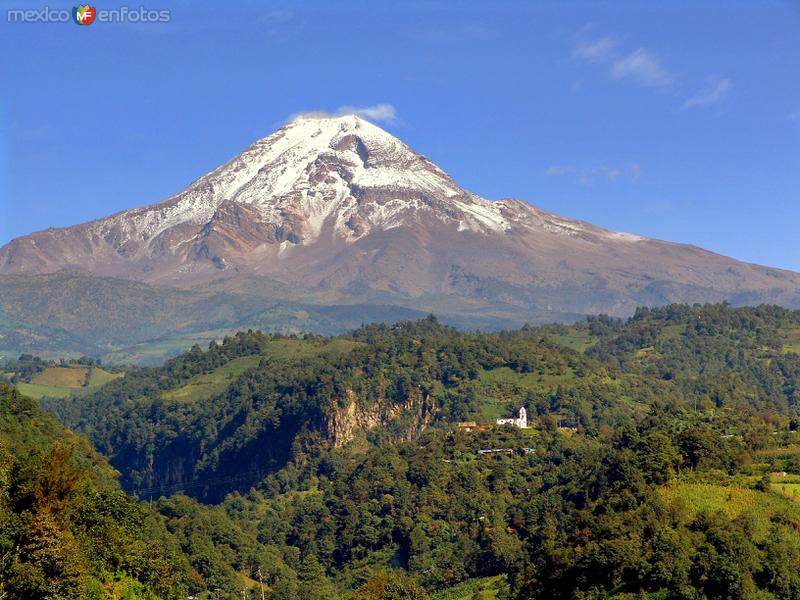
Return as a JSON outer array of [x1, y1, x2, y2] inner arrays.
[[610, 49, 673, 88], [289, 103, 399, 125], [572, 36, 618, 63], [683, 76, 732, 109], [336, 103, 398, 123], [631, 163, 642, 180]]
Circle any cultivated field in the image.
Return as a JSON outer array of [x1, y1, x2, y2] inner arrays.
[[17, 365, 122, 399]]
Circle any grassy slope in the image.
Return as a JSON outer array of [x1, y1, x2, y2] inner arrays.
[[783, 326, 800, 353], [17, 365, 122, 399], [475, 364, 648, 423], [549, 331, 597, 352], [30, 366, 87, 387], [477, 367, 576, 421], [658, 483, 800, 542], [432, 575, 507, 600], [16, 381, 76, 399], [87, 366, 122, 386], [161, 338, 361, 402], [161, 355, 263, 402]]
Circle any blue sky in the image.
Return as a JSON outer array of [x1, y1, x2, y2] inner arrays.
[[1, 0, 798, 270]]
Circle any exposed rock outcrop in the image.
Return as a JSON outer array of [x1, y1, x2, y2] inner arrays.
[[324, 389, 437, 447]]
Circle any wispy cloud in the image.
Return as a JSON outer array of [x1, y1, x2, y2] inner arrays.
[[610, 49, 674, 89], [572, 34, 673, 90], [572, 30, 732, 108], [290, 104, 399, 125], [684, 76, 732, 109], [572, 36, 619, 63]]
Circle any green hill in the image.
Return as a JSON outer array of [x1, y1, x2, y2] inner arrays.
[[45, 319, 639, 502], [0, 383, 191, 599]]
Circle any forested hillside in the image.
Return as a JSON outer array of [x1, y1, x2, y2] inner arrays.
[[45, 317, 649, 502], [585, 303, 800, 413], [0, 383, 191, 599], [11, 304, 800, 598]]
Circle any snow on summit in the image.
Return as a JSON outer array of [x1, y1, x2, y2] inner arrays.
[[94, 114, 513, 249]]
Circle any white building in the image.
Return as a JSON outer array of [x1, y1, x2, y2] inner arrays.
[[496, 406, 527, 429]]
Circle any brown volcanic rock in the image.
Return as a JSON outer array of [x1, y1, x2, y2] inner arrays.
[[1, 114, 798, 317]]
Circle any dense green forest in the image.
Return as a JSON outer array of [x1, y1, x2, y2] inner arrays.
[[5, 304, 800, 598], [0, 384, 191, 598]]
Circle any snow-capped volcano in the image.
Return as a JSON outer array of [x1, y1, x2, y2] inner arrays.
[[1, 114, 798, 317], [120, 114, 509, 247], [0, 115, 513, 277]]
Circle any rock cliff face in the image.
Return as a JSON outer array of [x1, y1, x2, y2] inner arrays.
[[95, 387, 439, 502], [324, 389, 437, 447], [1, 114, 798, 320]]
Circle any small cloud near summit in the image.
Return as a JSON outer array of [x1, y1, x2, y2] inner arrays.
[[290, 104, 398, 125], [337, 104, 398, 123]]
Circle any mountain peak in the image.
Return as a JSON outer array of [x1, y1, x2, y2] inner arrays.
[[277, 112, 398, 149], [1, 116, 798, 319], [289, 112, 368, 124], [193, 108, 487, 244]]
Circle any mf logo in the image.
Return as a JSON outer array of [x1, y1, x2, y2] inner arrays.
[[73, 4, 96, 25]]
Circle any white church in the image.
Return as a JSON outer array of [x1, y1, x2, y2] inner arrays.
[[496, 407, 528, 429]]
